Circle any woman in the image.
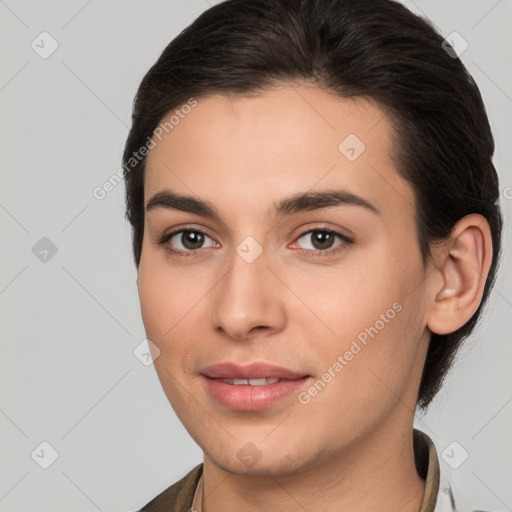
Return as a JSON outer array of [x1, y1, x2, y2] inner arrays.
[[122, 0, 503, 510]]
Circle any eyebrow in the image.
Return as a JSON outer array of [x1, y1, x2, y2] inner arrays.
[[145, 188, 380, 219]]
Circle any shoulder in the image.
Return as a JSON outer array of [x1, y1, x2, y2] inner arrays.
[[136, 463, 203, 512]]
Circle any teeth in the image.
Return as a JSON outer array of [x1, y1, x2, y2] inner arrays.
[[219, 377, 281, 386]]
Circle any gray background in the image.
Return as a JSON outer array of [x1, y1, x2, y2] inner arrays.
[[1, 1, 511, 511]]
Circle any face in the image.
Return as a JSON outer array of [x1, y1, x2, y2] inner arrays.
[[138, 84, 433, 477]]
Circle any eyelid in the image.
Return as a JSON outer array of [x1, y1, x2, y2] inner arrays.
[[156, 223, 217, 244], [290, 222, 353, 240]]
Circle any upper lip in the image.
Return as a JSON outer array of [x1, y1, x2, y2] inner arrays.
[[200, 362, 309, 380]]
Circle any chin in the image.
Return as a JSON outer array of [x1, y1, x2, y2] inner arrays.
[[203, 436, 316, 478]]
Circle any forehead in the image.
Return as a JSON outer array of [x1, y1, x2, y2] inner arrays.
[[144, 84, 415, 221]]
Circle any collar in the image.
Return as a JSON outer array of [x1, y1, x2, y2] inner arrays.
[[415, 428, 441, 512]]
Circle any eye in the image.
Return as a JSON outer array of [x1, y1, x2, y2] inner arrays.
[[293, 228, 353, 255], [157, 226, 353, 258], [159, 228, 217, 256]]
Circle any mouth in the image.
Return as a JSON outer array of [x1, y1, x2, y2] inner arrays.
[[214, 377, 297, 386], [200, 361, 310, 381], [200, 367, 311, 411]]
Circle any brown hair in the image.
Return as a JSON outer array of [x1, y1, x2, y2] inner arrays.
[[122, 0, 503, 409]]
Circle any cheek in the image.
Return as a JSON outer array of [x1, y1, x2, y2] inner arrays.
[[137, 255, 202, 338], [284, 249, 404, 344], [136, 256, 216, 390], [137, 259, 203, 402], [297, 255, 425, 407], [300, 306, 421, 438], [137, 266, 170, 340]]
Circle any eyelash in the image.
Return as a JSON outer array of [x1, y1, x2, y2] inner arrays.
[[157, 225, 354, 258]]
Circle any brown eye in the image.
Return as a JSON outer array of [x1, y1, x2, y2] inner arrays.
[[164, 229, 216, 252], [292, 228, 354, 257], [310, 231, 336, 250], [180, 230, 205, 250], [296, 230, 342, 251]]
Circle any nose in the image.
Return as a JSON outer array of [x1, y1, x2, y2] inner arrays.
[[210, 245, 287, 341]]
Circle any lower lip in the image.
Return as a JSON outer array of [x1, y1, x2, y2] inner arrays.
[[201, 375, 310, 411]]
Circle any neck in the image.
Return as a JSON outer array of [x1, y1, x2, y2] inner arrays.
[[198, 415, 426, 512]]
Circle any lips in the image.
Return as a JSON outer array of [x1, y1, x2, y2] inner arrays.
[[199, 362, 311, 410], [200, 362, 308, 380]]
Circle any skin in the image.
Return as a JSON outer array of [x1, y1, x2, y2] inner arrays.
[[137, 83, 492, 512]]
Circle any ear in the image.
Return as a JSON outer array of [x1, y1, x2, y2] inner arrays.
[[426, 214, 493, 335]]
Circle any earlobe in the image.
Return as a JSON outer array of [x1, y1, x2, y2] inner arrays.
[[426, 214, 493, 336]]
